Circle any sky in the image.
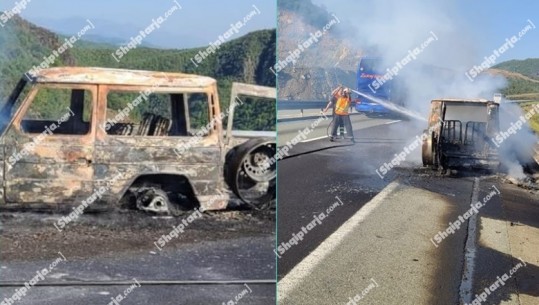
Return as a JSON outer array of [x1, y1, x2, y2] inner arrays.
[[312, 0, 538, 61], [0, 0, 276, 49], [1, 0, 536, 60], [457, 0, 538, 60]]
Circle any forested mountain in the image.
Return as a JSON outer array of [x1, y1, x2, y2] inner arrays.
[[0, 14, 276, 130]]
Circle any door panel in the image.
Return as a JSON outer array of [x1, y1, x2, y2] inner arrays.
[[3, 84, 96, 206], [94, 86, 221, 203]]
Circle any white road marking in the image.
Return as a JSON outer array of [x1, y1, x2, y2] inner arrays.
[[277, 181, 401, 302], [459, 177, 480, 304], [301, 135, 328, 143], [384, 120, 402, 125]]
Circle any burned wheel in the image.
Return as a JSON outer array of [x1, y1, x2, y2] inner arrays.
[[225, 138, 276, 209], [242, 145, 275, 182], [134, 187, 186, 216]]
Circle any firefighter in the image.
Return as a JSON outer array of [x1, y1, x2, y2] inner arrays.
[[328, 86, 355, 143], [322, 85, 345, 138]]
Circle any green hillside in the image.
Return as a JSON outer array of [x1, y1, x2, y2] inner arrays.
[[492, 59, 539, 134], [500, 77, 539, 96], [489, 60, 539, 97], [493, 58, 539, 80], [278, 0, 333, 29], [0, 15, 275, 130]]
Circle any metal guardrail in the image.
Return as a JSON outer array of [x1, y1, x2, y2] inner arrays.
[[230, 130, 276, 138], [277, 100, 328, 119], [504, 100, 536, 103], [277, 100, 328, 110]]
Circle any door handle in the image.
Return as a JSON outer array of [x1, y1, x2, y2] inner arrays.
[[78, 158, 92, 166]]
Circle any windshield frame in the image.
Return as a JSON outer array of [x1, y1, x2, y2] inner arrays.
[[0, 78, 29, 137]]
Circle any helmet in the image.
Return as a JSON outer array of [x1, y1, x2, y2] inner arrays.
[[343, 88, 350, 94]]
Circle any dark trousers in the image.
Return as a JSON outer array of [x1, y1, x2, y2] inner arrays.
[[331, 115, 353, 138], [332, 112, 344, 135]]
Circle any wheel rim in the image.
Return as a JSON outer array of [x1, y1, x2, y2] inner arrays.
[[227, 139, 276, 208]]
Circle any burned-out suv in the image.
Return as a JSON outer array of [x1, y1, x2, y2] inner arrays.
[[422, 97, 500, 172], [0, 67, 275, 214]]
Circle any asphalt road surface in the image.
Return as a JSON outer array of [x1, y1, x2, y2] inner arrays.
[[277, 116, 539, 304], [277, 116, 423, 276], [0, 210, 275, 304], [278, 112, 402, 145]]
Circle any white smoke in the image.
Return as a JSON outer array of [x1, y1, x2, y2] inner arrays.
[[313, 0, 537, 174], [316, 0, 506, 114], [497, 102, 538, 178]]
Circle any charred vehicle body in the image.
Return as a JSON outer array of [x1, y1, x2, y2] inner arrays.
[[0, 67, 275, 214], [422, 98, 500, 172]]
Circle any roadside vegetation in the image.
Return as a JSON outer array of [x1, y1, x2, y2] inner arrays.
[[0, 14, 276, 131]]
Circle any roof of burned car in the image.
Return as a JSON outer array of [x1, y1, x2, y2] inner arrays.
[[26, 67, 216, 88], [431, 98, 495, 104]]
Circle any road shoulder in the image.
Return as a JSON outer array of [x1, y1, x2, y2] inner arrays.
[[279, 179, 471, 304]]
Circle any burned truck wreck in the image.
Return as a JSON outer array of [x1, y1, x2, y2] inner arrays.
[[0, 67, 275, 214], [422, 97, 500, 172]]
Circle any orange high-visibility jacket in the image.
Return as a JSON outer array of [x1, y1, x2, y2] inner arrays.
[[334, 96, 351, 115]]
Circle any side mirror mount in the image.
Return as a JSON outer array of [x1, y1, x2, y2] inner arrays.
[[493, 93, 502, 104]]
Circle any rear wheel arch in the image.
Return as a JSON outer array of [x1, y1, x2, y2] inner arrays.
[[119, 173, 200, 214]]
